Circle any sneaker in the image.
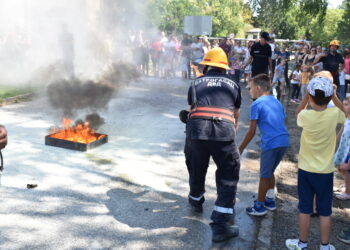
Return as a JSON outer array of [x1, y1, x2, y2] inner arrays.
[[188, 196, 204, 213], [210, 223, 239, 242], [320, 244, 335, 250], [285, 239, 308, 250], [246, 200, 267, 216], [338, 228, 350, 244], [290, 99, 296, 103], [335, 192, 350, 200], [264, 198, 276, 211]]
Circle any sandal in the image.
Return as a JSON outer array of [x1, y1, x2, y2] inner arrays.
[[336, 192, 350, 200], [334, 184, 346, 193]]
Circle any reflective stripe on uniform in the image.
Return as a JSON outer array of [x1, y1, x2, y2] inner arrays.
[[214, 205, 234, 214], [188, 194, 203, 201], [190, 107, 233, 116], [190, 112, 235, 123], [189, 106, 235, 124]]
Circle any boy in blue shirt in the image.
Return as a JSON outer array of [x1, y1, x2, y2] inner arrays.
[[239, 74, 289, 216]]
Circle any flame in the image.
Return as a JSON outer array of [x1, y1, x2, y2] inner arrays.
[[191, 64, 203, 77], [49, 118, 105, 144]]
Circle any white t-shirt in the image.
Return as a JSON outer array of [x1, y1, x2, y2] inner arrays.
[[163, 41, 176, 57], [291, 70, 301, 84], [234, 46, 244, 55], [340, 71, 345, 86], [269, 43, 276, 60], [244, 47, 251, 64], [191, 42, 204, 63]]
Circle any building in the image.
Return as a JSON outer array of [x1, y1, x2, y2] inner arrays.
[[245, 28, 262, 40]]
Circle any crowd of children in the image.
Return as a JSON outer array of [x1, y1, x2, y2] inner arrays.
[[237, 69, 349, 249]]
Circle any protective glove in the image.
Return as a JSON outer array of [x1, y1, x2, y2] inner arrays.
[[179, 110, 189, 124]]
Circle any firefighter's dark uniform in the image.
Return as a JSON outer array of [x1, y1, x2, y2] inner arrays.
[[185, 68, 241, 226]]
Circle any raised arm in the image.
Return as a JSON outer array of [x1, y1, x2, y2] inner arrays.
[[332, 85, 345, 114], [296, 92, 310, 117]]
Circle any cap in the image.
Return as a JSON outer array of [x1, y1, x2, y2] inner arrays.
[[307, 76, 334, 97], [260, 32, 271, 41]]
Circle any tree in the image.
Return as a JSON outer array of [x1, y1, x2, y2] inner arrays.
[[249, 0, 328, 39], [338, 0, 350, 44], [309, 8, 344, 45], [148, 0, 251, 37]]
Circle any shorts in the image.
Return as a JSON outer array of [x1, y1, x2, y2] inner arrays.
[[245, 65, 252, 74], [345, 153, 350, 174], [260, 147, 287, 178], [298, 169, 333, 216], [273, 75, 285, 84]]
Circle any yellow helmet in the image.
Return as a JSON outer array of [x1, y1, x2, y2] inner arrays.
[[200, 47, 230, 70], [329, 40, 340, 47]]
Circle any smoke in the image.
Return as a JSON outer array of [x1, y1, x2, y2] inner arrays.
[[100, 63, 141, 88], [47, 78, 114, 117], [46, 62, 140, 128], [0, 0, 155, 85], [85, 113, 105, 130]]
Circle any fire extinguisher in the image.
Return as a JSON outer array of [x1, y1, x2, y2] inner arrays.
[[0, 151, 3, 186]]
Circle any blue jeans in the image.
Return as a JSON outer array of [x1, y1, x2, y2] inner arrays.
[[339, 85, 346, 101]]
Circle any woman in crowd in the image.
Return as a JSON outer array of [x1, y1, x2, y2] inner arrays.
[[314, 45, 324, 73], [295, 46, 305, 65], [303, 46, 317, 66], [212, 39, 219, 48], [345, 51, 350, 96], [243, 41, 254, 86]]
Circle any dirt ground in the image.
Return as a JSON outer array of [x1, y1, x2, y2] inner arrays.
[[269, 88, 350, 250]]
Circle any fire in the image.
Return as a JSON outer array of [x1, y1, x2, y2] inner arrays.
[[49, 118, 105, 144], [191, 64, 203, 77]]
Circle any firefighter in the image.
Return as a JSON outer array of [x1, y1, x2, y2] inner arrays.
[[183, 47, 241, 242]]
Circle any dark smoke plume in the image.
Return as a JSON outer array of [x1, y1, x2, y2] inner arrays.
[[47, 78, 114, 117], [85, 113, 105, 130], [47, 62, 140, 130]]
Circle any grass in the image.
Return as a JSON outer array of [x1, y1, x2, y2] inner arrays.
[[0, 85, 33, 100]]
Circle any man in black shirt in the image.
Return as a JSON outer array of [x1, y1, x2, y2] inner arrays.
[[314, 40, 344, 92], [242, 32, 273, 79]]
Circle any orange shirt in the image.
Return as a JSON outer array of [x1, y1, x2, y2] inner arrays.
[[301, 72, 311, 84]]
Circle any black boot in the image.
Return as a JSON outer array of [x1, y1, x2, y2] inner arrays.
[[188, 196, 205, 213], [210, 222, 239, 242]]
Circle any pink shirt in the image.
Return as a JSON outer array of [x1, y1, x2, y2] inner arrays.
[[345, 57, 350, 74]]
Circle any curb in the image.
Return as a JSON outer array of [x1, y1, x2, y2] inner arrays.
[[255, 212, 274, 249], [0, 93, 34, 106]]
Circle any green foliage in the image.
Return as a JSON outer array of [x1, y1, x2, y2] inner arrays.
[[338, 0, 350, 44], [0, 85, 32, 100], [148, 0, 251, 37], [100, 0, 347, 45], [309, 8, 344, 45], [249, 0, 328, 39]]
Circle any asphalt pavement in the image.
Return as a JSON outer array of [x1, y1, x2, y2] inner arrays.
[[0, 77, 264, 249]]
